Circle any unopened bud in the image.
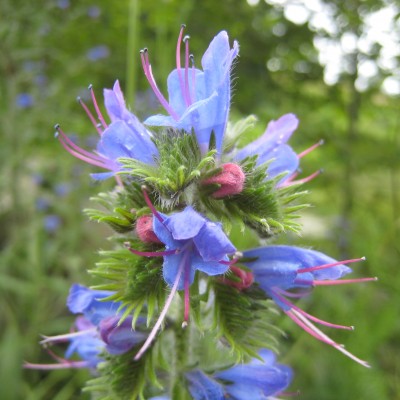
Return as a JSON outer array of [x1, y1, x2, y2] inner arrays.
[[135, 215, 161, 244], [202, 163, 245, 199]]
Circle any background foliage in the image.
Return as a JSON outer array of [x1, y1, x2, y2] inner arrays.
[[0, 0, 399, 399]]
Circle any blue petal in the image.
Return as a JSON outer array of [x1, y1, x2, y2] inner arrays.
[[162, 252, 196, 290], [67, 284, 121, 326], [265, 144, 299, 181], [235, 113, 299, 162], [163, 206, 206, 240], [103, 80, 127, 122], [98, 120, 157, 165], [65, 332, 104, 367], [186, 370, 225, 400], [90, 171, 116, 180], [193, 221, 236, 261], [192, 255, 229, 276]]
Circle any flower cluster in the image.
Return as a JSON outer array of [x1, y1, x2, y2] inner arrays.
[[28, 26, 375, 399]]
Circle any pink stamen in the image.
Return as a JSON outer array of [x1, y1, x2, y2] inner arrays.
[[125, 244, 178, 258], [134, 250, 187, 360], [282, 169, 323, 187], [183, 35, 192, 106], [190, 54, 196, 103], [55, 125, 107, 163], [311, 277, 378, 286], [176, 24, 186, 103], [298, 257, 366, 274], [88, 84, 108, 130], [297, 139, 324, 159], [285, 309, 337, 346], [23, 360, 89, 370], [184, 264, 190, 323], [40, 329, 96, 345], [289, 309, 370, 368], [273, 290, 353, 330], [140, 49, 180, 121], [141, 186, 164, 222], [77, 97, 103, 135], [55, 127, 111, 170]]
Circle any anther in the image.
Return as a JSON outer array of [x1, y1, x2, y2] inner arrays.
[[88, 84, 93, 90], [54, 123, 60, 130], [183, 35, 190, 42], [76, 96, 81, 103], [181, 321, 188, 329], [181, 23, 186, 29]]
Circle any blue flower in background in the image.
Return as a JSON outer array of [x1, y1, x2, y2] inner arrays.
[[242, 246, 375, 367], [143, 27, 239, 155], [86, 45, 110, 61], [56, 80, 158, 180], [43, 214, 61, 233], [186, 349, 293, 399], [16, 93, 34, 108]]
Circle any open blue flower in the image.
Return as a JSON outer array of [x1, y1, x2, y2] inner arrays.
[[25, 285, 147, 370], [153, 206, 236, 289], [143, 27, 239, 155], [56, 80, 158, 180], [235, 114, 299, 185], [186, 349, 293, 400], [241, 246, 374, 367]]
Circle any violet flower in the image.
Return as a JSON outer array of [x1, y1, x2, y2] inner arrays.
[[126, 189, 236, 360], [186, 349, 293, 400], [242, 245, 376, 366], [142, 26, 239, 155], [56, 80, 158, 181], [24, 285, 146, 370], [235, 114, 322, 186]]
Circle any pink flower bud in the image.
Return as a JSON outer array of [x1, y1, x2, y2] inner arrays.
[[221, 266, 254, 290], [202, 163, 245, 198], [135, 215, 161, 243]]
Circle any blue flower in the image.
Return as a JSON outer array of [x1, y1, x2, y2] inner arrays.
[[56, 80, 158, 180], [143, 27, 239, 155], [186, 349, 293, 400], [235, 114, 299, 185], [16, 93, 34, 108], [25, 285, 147, 370], [241, 246, 374, 366], [86, 45, 110, 61], [153, 206, 236, 289]]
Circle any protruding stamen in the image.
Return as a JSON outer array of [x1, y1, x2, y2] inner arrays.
[[125, 243, 178, 257], [183, 35, 192, 106], [297, 257, 366, 274], [55, 125, 110, 169], [77, 97, 103, 135], [23, 360, 89, 370], [273, 290, 354, 330], [134, 251, 187, 361], [311, 277, 378, 286], [176, 24, 186, 102], [274, 287, 312, 298], [88, 84, 108, 130], [40, 329, 96, 345], [282, 169, 323, 187], [140, 49, 180, 121], [289, 309, 370, 368], [297, 139, 324, 159], [190, 54, 196, 102], [183, 264, 190, 323], [141, 186, 163, 222]]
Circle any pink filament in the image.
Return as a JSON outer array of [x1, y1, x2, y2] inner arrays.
[[297, 257, 365, 274], [134, 251, 187, 360], [184, 264, 190, 323], [176, 25, 186, 104], [140, 50, 179, 121], [297, 139, 324, 159], [183, 35, 192, 106], [89, 84, 108, 130], [312, 277, 378, 286], [23, 360, 89, 370], [141, 186, 164, 222], [40, 328, 96, 345], [273, 290, 353, 330], [77, 97, 103, 135], [283, 169, 322, 187], [126, 246, 178, 258]]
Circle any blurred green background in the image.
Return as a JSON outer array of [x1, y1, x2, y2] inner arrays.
[[1, 0, 399, 399]]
